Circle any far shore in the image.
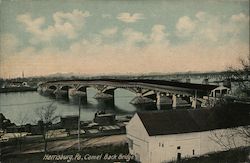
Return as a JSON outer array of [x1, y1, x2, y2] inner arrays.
[[0, 87, 37, 93]]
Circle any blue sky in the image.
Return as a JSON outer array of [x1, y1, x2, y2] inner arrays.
[[0, 0, 249, 78]]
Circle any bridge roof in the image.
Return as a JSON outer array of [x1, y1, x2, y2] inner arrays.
[[137, 103, 250, 136], [44, 79, 218, 92]]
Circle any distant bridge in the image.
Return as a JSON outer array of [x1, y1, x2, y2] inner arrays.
[[38, 79, 218, 109]]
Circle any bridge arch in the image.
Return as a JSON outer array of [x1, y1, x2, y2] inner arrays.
[[39, 79, 218, 108], [61, 85, 73, 91], [77, 86, 87, 92], [48, 85, 57, 90]]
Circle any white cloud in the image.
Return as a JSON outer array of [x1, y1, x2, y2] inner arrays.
[[17, 9, 90, 43], [117, 12, 144, 23], [231, 13, 249, 23], [176, 12, 249, 43], [150, 25, 168, 43], [0, 23, 247, 77], [100, 27, 118, 37], [195, 11, 206, 21], [17, 14, 45, 34], [224, 13, 249, 36], [1, 11, 249, 78], [122, 28, 148, 45], [200, 28, 219, 42], [91, 34, 103, 45], [121, 24, 169, 46], [102, 14, 112, 19], [176, 16, 196, 37], [1, 39, 248, 78]]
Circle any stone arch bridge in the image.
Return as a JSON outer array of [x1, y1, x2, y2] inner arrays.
[[37, 79, 218, 109]]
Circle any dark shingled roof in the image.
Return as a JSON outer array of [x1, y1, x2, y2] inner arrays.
[[137, 104, 250, 136]]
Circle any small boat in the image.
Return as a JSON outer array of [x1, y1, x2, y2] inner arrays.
[[93, 111, 116, 125]]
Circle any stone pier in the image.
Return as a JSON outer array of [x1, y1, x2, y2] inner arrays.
[[172, 94, 177, 109], [191, 90, 197, 109], [94, 91, 114, 99], [68, 88, 87, 103], [130, 95, 155, 105], [43, 88, 55, 96], [156, 92, 172, 105], [54, 89, 68, 99], [94, 88, 115, 99]]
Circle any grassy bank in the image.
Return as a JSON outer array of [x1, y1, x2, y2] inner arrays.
[[169, 147, 250, 163]]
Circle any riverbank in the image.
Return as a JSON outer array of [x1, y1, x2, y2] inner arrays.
[[1, 135, 132, 163], [0, 87, 37, 93], [2, 135, 249, 163]]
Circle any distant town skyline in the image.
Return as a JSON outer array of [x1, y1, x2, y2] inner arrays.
[[0, 0, 249, 78]]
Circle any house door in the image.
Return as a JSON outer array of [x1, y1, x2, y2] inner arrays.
[[135, 153, 140, 162], [177, 153, 181, 161]]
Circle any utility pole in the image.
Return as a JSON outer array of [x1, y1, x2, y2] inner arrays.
[[194, 90, 197, 109], [78, 96, 81, 151]]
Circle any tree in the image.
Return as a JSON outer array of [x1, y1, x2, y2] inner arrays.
[[209, 128, 238, 150], [209, 85, 250, 151], [228, 54, 250, 97], [14, 113, 29, 152], [36, 103, 59, 153], [227, 55, 250, 143]]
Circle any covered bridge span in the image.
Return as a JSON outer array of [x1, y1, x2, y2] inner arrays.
[[38, 79, 218, 108]]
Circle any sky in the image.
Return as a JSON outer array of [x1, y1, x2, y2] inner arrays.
[[0, 0, 249, 78]]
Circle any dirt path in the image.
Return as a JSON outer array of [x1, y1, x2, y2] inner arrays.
[[81, 135, 127, 148]]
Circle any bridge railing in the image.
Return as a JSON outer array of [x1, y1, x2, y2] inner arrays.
[[40, 80, 205, 97]]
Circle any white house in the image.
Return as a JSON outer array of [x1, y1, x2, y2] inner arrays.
[[126, 109, 249, 163], [210, 85, 230, 98]]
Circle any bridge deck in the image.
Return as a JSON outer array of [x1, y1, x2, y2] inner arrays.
[[42, 79, 218, 93]]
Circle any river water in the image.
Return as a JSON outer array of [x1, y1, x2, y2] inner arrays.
[[0, 88, 160, 125]]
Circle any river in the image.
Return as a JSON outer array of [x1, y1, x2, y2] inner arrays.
[[0, 88, 161, 125]]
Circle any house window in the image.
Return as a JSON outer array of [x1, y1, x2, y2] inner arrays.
[[159, 143, 164, 147], [135, 153, 140, 162], [128, 138, 133, 150], [221, 89, 227, 95], [177, 146, 181, 149], [215, 90, 220, 97], [193, 149, 195, 155]]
